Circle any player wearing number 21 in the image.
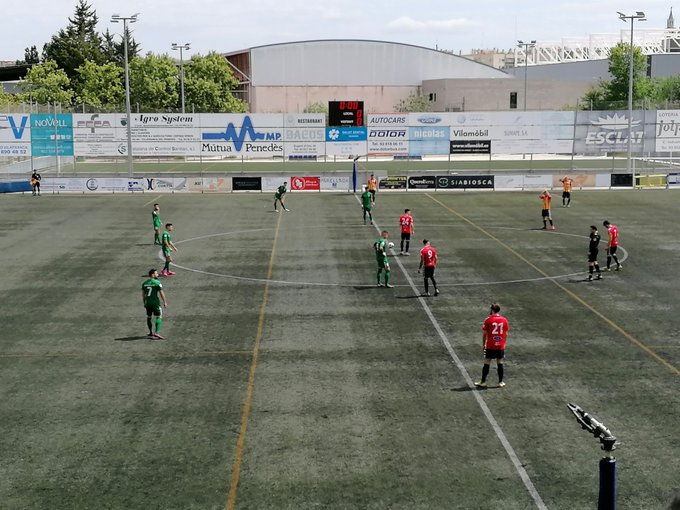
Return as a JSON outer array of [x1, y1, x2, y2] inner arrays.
[[475, 303, 509, 389]]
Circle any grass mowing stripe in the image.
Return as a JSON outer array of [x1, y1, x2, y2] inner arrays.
[[225, 210, 283, 510], [425, 193, 680, 377], [0, 350, 252, 359], [142, 195, 162, 207], [357, 194, 548, 510]]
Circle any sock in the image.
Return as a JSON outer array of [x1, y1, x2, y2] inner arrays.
[[589, 266, 593, 275], [146, 317, 153, 334], [385, 271, 391, 285], [549, 219, 554, 226], [368, 211, 373, 222], [613, 254, 620, 266], [595, 263, 601, 274], [424, 278, 429, 293], [405, 240, 410, 253], [543, 219, 547, 228], [481, 364, 490, 383], [363, 210, 367, 223], [606, 255, 611, 269], [376, 269, 382, 285], [164, 260, 170, 271], [155, 317, 162, 333], [400, 239, 405, 252], [498, 364, 504, 383], [154, 233, 160, 244], [274, 201, 277, 210], [567, 198, 571, 205], [431, 277, 437, 291]]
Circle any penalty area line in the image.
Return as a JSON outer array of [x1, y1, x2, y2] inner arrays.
[[357, 195, 547, 510]]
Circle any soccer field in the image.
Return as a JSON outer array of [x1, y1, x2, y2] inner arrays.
[[1, 190, 678, 509]]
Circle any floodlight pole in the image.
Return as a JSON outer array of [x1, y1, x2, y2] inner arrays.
[[517, 40, 536, 111], [618, 11, 646, 187], [111, 13, 139, 177], [172, 43, 191, 114]]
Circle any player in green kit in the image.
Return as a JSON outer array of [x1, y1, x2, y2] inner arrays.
[[374, 230, 393, 288], [142, 269, 168, 339], [152, 203, 162, 245], [361, 185, 373, 225], [160, 223, 178, 277], [274, 181, 290, 212]]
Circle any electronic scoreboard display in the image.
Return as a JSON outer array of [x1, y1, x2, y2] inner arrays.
[[328, 101, 364, 127]]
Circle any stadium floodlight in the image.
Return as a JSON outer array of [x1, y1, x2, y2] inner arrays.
[[618, 11, 646, 185], [517, 40, 536, 111], [171, 43, 191, 114], [111, 13, 139, 177]]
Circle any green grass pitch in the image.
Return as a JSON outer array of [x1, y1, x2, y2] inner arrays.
[[0, 189, 678, 509]]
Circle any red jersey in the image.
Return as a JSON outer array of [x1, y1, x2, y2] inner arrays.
[[482, 314, 509, 350], [607, 225, 619, 247], [399, 214, 414, 234], [420, 245, 437, 267]]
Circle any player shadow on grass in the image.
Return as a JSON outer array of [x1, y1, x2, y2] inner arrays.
[[114, 335, 152, 341]]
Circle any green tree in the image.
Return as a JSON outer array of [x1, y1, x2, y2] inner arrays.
[[43, 0, 105, 86], [605, 42, 649, 102], [16, 45, 40, 65], [129, 53, 179, 111], [303, 102, 328, 114], [656, 75, 680, 102], [18, 60, 73, 105], [394, 91, 431, 112], [0, 89, 20, 107], [101, 28, 140, 67], [76, 60, 124, 109], [183, 52, 247, 112]]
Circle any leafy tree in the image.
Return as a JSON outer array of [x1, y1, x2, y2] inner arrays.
[[0, 89, 20, 107], [183, 52, 247, 112], [17, 60, 73, 105], [656, 75, 680, 102], [16, 45, 40, 65], [101, 28, 140, 67], [303, 102, 328, 114], [605, 42, 649, 102], [42, 0, 104, 88], [76, 60, 124, 109], [394, 91, 431, 112], [128, 53, 179, 111]]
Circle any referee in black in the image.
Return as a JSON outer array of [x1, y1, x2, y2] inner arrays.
[[587, 225, 602, 281]]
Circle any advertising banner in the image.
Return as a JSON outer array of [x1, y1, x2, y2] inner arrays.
[[290, 176, 320, 191], [40, 177, 87, 192], [83, 177, 131, 192], [407, 176, 436, 189], [574, 110, 654, 155], [409, 126, 450, 156], [655, 110, 680, 152], [262, 176, 290, 192], [450, 140, 491, 154], [551, 174, 596, 188], [201, 114, 284, 158], [320, 175, 350, 191], [379, 176, 407, 189], [31, 114, 74, 156], [436, 175, 494, 189], [283, 113, 325, 128], [73, 113, 126, 156], [667, 172, 680, 188], [367, 127, 409, 154], [283, 127, 325, 156], [367, 113, 408, 126], [233, 176, 262, 191], [284, 141, 325, 157], [186, 176, 233, 193], [325, 126, 367, 157], [0, 114, 31, 155], [522, 174, 553, 189], [140, 177, 187, 192], [408, 113, 452, 126], [128, 113, 200, 156]]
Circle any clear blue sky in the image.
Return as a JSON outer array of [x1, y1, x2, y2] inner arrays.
[[3, 0, 674, 60]]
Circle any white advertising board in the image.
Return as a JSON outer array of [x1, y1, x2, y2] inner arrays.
[[0, 114, 31, 155], [655, 110, 680, 152]]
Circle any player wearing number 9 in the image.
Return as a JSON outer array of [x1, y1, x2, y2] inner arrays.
[[474, 303, 510, 389]]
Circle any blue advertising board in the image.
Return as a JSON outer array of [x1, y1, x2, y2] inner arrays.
[[31, 114, 74, 156], [408, 126, 450, 156]]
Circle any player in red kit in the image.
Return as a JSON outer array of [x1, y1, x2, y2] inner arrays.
[[399, 209, 414, 255], [475, 303, 509, 388], [603, 220, 622, 271], [418, 239, 439, 296]]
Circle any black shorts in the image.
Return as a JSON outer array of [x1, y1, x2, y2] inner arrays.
[[588, 250, 599, 263], [145, 305, 162, 317], [562, 191, 571, 199], [401, 232, 411, 241], [608, 246, 618, 256], [483, 348, 505, 360], [541, 209, 551, 218], [423, 266, 435, 278], [369, 189, 376, 196]]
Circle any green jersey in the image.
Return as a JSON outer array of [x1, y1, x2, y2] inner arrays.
[[374, 237, 387, 261], [142, 278, 163, 307], [152, 209, 161, 228], [162, 231, 172, 252], [361, 191, 372, 209], [275, 185, 287, 198]]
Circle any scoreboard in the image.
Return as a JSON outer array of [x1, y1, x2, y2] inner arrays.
[[328, 101, 364, 127]]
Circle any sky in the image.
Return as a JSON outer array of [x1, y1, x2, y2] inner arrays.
[[2, 0, 675, 61]]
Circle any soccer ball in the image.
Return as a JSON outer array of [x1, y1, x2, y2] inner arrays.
[[387, 242, 395, 249]]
